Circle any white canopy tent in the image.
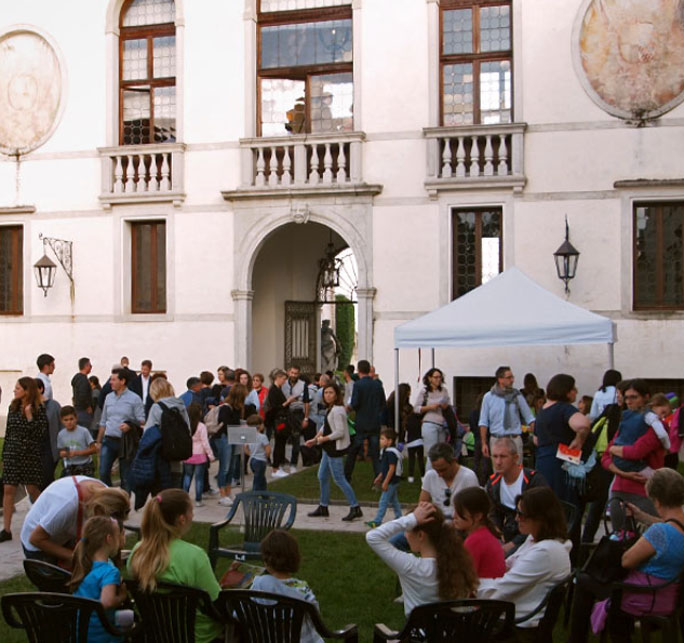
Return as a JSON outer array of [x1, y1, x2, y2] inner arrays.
[[392, 267, 616, 429]]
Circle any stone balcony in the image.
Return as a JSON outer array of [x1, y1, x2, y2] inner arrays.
[[223, 131, 381, 201], [98, 143, 186, 208], [424, 122, 527, 197]]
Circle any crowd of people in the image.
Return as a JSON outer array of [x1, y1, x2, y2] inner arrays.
[[2, 354, 684, 642]]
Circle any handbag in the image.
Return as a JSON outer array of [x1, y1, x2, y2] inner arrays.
[[583, 517, 640, 584]]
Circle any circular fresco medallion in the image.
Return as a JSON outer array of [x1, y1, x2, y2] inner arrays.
[[0, 27, 64, 155], [573, 0, 684, 120]]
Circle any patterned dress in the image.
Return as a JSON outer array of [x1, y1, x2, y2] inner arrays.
[[2, 403, 48, 486]]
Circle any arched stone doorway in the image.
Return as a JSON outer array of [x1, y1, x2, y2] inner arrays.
[[251, 222, 351, 375], [230, 203, 375, 372]]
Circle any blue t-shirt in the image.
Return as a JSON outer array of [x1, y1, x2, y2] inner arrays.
[[380, 448, 400, 485], [640, 522, 684, 581], [73, 560, 122, 643]]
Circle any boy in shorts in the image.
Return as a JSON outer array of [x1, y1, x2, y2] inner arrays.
[[57, 405, 98, 477]]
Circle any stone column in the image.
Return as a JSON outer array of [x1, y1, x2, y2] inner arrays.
[[231, 289, 254, 369], [356, 287, 377, 363]]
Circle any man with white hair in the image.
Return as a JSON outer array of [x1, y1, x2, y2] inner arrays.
[[486, 436, 546, 554]]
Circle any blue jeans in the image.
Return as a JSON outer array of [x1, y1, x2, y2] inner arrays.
[[344, 430, 380, 480], [229, 451, 242, 485], [373, 484, 402, 523], [99, 437, 131, 492], [211, 434, 233, 489], [183, 462, 207, 502], [319, 451, 358, 507], [250, 458, 267, 491]]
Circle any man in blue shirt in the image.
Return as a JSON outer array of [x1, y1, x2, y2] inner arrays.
[[97, 367, 146, 492], [344, 360, 386, 483], [179, 377, 202, 408]]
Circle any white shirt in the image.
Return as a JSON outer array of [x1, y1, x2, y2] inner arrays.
[[141, 375, 150, 404], [37, 372, 53, 401], [366, 514, 439, 616], [21, 476, 105, 551], [500, 469, 524, 510], [589, 386, 617, 421], [478, 535, 572, 627], [421, 466, 479, 518]]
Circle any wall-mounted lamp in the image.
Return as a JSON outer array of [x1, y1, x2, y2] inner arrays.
[[553, 216, 580, 294], [33, 234, 74, 297]]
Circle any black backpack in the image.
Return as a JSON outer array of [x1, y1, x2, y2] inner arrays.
[[158, 402, 192, 461]]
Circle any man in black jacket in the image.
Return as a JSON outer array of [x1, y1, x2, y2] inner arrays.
[[344, 359, 386, 483], [486, 436, 546, 555], [71, 357, 93, 430]]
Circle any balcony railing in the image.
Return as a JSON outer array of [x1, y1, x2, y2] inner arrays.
[[98, 143, 186, 207], [237, 132, 369, 192], [424, 123, 526, 196]]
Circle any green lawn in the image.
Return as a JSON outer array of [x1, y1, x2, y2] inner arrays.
[[268, 459, 424, 505], [0, 524, 406, 642]]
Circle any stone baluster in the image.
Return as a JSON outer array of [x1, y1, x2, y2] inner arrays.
[[255, 147, 266, 187], [148, 154, 160, 191], [483, 135, 494, 176], [160, 153, 171, 191], [336, 143, 347, 183], [268, 146, 279, 187], [309, 144, 320, 184], [441, 137, 453, 178], [498, 135, 509, 176], [124, 155, 136, 193], [281, 145, 292, 185], [469, 136, 480, 176], [113, 155, 124, 193], [293, 142, 307, 185], [455, 136, 466, 178], [322, 143, 333, 183]]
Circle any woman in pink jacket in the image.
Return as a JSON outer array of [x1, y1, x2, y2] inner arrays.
[[182, 403, 215, 507]]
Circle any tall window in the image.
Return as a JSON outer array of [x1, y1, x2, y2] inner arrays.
[[258, 4, 353, 136], [131, 221, 166, 313], [441, 0, 512, 125], [634, 202, 684, 310], [119, 0, 176, 145], [0, 226, 23, 315], [452, 207, 502, 299]]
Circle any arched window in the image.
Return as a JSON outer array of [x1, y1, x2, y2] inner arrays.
[[119, 0, 176, 145]]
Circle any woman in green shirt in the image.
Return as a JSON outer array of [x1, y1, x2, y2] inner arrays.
[[127, 489, 223, 643]]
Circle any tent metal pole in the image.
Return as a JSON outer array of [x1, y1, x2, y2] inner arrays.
[[608, 343, 615, 369], [394, 349, 400, 435], [431, 348, 435, 368]]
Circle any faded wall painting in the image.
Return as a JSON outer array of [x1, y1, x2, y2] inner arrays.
[[576, 0, 684, 120], [0, 29, 63, 155]]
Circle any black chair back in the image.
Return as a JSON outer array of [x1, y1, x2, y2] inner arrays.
[[1, 592, 123, 643], [524, 574, 573, 643], [219, 589, 358, 642], [239, 491, 298, 553], [126, 579, 217, 643], [23, 559, 71, 593], [375, 599, 515, 642]]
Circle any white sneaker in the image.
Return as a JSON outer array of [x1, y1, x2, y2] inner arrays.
[[218, 496, 234, 507], [203, 488, 220, 497], [194, 500, 204, 508], [407, 476, 415, 483], [272, 469, 289, 478], [289, 466, 298, 474]]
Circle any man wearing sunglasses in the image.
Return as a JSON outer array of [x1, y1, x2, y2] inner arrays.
[[419, 443, 478, 518]]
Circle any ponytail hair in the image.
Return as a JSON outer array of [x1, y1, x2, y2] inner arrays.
[[70, 516, 120, 591], [128, 489, 191, 591], [413, 505, 478, 600], [453, 486, 500, 539]]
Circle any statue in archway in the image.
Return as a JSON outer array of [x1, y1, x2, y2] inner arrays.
[[321, 320, 340, 373]]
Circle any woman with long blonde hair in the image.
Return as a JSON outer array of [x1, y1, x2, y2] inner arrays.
[[127, 489, 222, 643]]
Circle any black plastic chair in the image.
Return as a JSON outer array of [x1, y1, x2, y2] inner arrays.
[[373, 599, 515, 642], [218, 588, 358, 642], [514, 573, 573, 642], [208, 490, 297, 569], [599, 575, 683, 643], [23, 559, 71, 593], [126, 579, 222, 643], [1, 591, 126, 642]]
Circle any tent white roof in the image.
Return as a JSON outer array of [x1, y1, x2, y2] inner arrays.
[[394, 267, 615, 349]]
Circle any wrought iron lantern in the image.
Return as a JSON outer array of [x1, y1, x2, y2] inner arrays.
[[33, 234, 74, 297], [33, 253, 57, 296], [553, 217, 580, 294]]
